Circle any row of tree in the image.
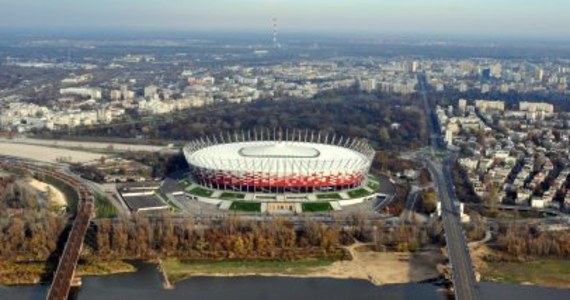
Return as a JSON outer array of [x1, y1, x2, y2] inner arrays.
[[0, 215, 66, 261], [89, 216, 348, 260], [496, 224, 570, 258], [371, 220, 444, 252]]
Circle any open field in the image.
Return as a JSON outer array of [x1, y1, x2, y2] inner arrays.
[[473, 245, 570, 289], [76, 260, 137, 277], [162, 244, 443, 286], [95, 194, 118, 218], [0, 260, 137, 286], [348, 188, 372, 198], [188, 187, 214, 197], [0, 141, 105, 163], [220, 192, 246, 200], [316, 193, 342, 200], [481, 259, 570, 288], [302, 202, 333, 212], [0, 137, 169, 152], [163, 259, 335, 283], [230, 201, 261, 212]]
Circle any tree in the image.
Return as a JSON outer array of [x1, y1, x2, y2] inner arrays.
[[421, 188, 437, 214]]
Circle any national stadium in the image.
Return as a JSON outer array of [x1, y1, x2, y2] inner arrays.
[[180, 129, 381, 213]]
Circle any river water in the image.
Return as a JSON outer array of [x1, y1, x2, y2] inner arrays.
[[1, 263, 569, 300]]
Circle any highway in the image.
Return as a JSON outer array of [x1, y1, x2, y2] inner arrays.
[[418, 73, 481, 300]]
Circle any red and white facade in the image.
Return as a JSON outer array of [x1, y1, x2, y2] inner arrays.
[[183, 130, 375, 193]]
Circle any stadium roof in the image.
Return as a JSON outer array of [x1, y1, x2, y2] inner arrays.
[[186, 141, 371, 174]]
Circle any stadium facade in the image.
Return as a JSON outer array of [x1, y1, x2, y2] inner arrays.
[[183, 129, 375, 194]]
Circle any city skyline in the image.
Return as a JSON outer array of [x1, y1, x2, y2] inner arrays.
[[0, 0, 568, 40]]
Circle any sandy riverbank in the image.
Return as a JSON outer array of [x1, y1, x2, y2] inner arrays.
[[164, 243, 445, 286], [27, 178, 67, 208], [309, 244, 444, 285]]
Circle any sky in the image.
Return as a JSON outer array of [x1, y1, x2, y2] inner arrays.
[[0, 0, 567, 39]]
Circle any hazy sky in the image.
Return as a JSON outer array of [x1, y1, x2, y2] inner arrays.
[[0, 0, 567, 39]]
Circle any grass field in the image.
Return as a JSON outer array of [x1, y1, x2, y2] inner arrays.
[[230, 201, 261, 212], [0, 262, 49, 285], [479, 209, 545, 220], [162, 258, 335, 283], [178, 179, 191, 189], [95, 193, 117, 218], [483, 259, 570, 288], [302, 202, 333, 212], [367, 180, 380, 190], [220, 192, 246, 200], [188, 187, 214, 197], [348, 188, 372, 199], [76, 260, 136, 277], [316, 193, 342, 200], [156, 192, 182, 213]]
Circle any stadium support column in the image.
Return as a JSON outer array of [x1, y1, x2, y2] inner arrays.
[[343, 159, 352, 191], [207, 169, 213, 190], [272, 160, 277, 194], [273, 127, 276, 141], [239, 160, 243, 192], [283, 157, 287, 193]]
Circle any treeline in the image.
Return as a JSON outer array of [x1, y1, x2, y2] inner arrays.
[[496, 224, 570, 258], [0, 176, 67, 261], [372, 152, 421, 174], [451, 161, 482, 204], [0, 211, 446, 266], [88, 215, 447, 261], [62, 94, 428, 151], [71, 151, 187, 182], [0, 213, 66, 261], [0, 175, 39, 210], [118, 151, 188, 179], [89, 216, 352, 261]]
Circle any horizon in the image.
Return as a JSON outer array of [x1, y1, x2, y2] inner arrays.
[[0, 0, 569, 42], [1, 28, 570, 47]]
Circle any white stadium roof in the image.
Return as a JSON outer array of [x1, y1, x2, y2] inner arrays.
[[185, 141, 372, 174]]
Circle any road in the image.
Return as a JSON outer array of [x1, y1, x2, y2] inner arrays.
[[400, 186, 426, 223], [427, 156, 480, 300], [418, 73, 481, 300]]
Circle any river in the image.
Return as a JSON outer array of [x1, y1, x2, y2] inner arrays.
[[1, 263, 569, 300]]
